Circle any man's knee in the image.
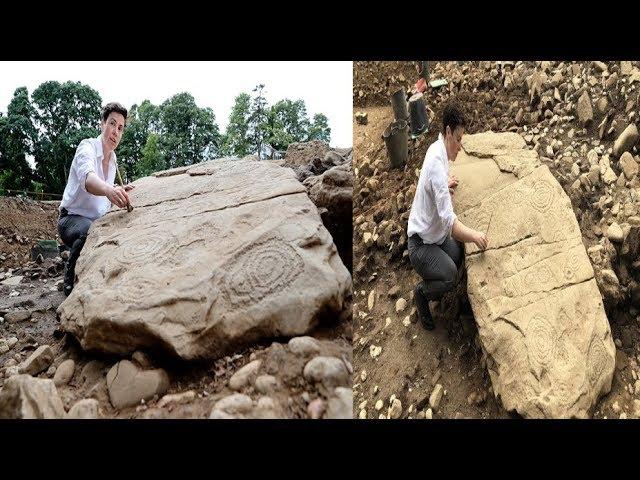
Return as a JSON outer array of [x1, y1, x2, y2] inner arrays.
[[442, 263, 458, 290]]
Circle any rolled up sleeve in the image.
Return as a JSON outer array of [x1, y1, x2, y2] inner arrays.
[[74, 141, 96, 192], [430, 170, 457, 235]]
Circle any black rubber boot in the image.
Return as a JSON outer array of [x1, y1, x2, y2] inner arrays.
[[414, 283, 435, 330]]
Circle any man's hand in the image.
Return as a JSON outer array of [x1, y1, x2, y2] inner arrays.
[[448, 174, 459, 189], [472, 230, 488, 250], [106, 185, 130, 209], [123, 184, 135, 192]]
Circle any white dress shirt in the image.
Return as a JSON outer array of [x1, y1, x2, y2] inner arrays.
[[59, 135, 116, 220], [407, 133, 457, 245]]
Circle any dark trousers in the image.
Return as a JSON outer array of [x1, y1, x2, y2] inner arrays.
[[408, 233, 463, 300], [58, 209, 93, 287]]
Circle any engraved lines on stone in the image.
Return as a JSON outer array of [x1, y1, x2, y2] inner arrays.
[[527, 314, 561, 371], [587, 338, 609, 387], [117, 230, 177, 265], [115, 273, 166, 305], [223, 238, 304, 307]]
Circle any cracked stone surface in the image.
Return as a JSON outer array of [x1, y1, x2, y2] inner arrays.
[[450, 132, 615, 418], [57, 159, 351, 360]]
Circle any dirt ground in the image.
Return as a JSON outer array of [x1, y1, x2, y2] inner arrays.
[[352, 61, 640, 419]]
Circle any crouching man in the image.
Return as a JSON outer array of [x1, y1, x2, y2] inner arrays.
[[58, 102, 133, 296]]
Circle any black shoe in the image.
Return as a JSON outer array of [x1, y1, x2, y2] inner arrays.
[[414, 284, 435, 330], [63, 283, 73, 296]]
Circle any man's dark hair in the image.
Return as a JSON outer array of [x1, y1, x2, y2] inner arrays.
[[441, 100, 466, 135], [101, 102, 128, 123]]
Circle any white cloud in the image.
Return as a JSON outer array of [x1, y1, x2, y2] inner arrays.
[[0, 61, 353, 148]]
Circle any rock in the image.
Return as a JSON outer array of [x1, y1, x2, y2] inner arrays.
[[451, 132, 616, 419], [131, 351, 153, 369], [429, 384, 444, 410], [619, 152, 638, 179], [355, 112, 368, 125], [613, 124, 639, 158], [368, 290, 375, 310], [19, 345, 54, 376], [254, 375, 278, 394], [0, 375, 65, 419], [66, 399, 100, 419], [606, 223, 624, 243], [324, 387, 353, 419], [304, 162, 353, 271], [106, 360, 169, 409], [283, 140, 331, 167], [603, 167, 617, 185], [375, 399, 383, 411], [576, 91, 593, 127], [307, 398, 325, 419], [57, 159, 351, 361], [53, 359, 75, 387], [369, 345, 382, 359], [592, 61, 608, 73], [229, 360, 262, 391], [157, 390, 196, 408], [0, 275, 23, 286], [388, 398, 402, 419], [596, 97, 609, 114], [5, 310, 31, 323], [388, 285, 400, 298], [395, 298, 407, 313], [303, 356, 349, 388], [288, 336, 321, 356], [209, 393, 253, 419], [424, 408, 433, 419]]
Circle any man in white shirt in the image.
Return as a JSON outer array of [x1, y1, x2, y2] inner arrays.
[[58, 102, 133, 296], [407, 100, 488, 330]]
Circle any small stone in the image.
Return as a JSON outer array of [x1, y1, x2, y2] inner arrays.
[[324, 387, 352, 419], [368, 290, 375, 310], [157, 390, 196, 408], [359, 409, 367, 419], [375, 399, 384, 411], [229, 360, 262, 391], [635, 379, 640, 395], [619, 152, 639, 179], [0, 275, 23, 286], [53, 359, 75, 387], [20, 345, 54, 376], [254, 375, 278, 394], [288, 336, 321, 356], [209, 393, 253, 419], [131, 351, 153, 369], [307, 398, 325, 419], [106, 360, 169, 410], [576, 91, 593, 127], [66, 399, 100, 419], [607, 222, 624, 243], [429, 384, 444, 410], [355, 112, 368, 125], [303, 356, 349, 388], [424, 408, 433, 419], [615, 338, 623, 349], [5, 310, 31, 323], [388, 398, 402, 419], [613, 124, 639, 158], [369, 345, 382, 359], [0, 375, 65, 419], [360, 370, 367, 382], [395, 298, 407, 313]]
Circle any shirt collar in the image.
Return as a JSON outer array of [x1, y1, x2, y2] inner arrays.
[[438, 132, 449, 163], [95, 135, 116, 164]]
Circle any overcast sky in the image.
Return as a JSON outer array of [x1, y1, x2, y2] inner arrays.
[[0, 61, 353, 148]]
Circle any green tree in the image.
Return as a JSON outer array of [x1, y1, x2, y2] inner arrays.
[[307, 113, 331, 143], [158, 92, 220, 168], [31, 81, 102, 194], [136, 133, 166, 177], [219, 93, 251, 157], [0, 87, 37, 194], [118, 100, 160, 181], [248, 84, 268, 159], [265, 99, 311, 153]]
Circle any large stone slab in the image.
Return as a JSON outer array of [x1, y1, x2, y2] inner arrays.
[[451, 132, 615, 418], [57, 159, 351, 360]]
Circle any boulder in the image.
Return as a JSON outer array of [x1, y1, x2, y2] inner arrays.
[[58, 159, 351, 360], [0, 375, 65, 419], [451, 132, 615, 418]]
